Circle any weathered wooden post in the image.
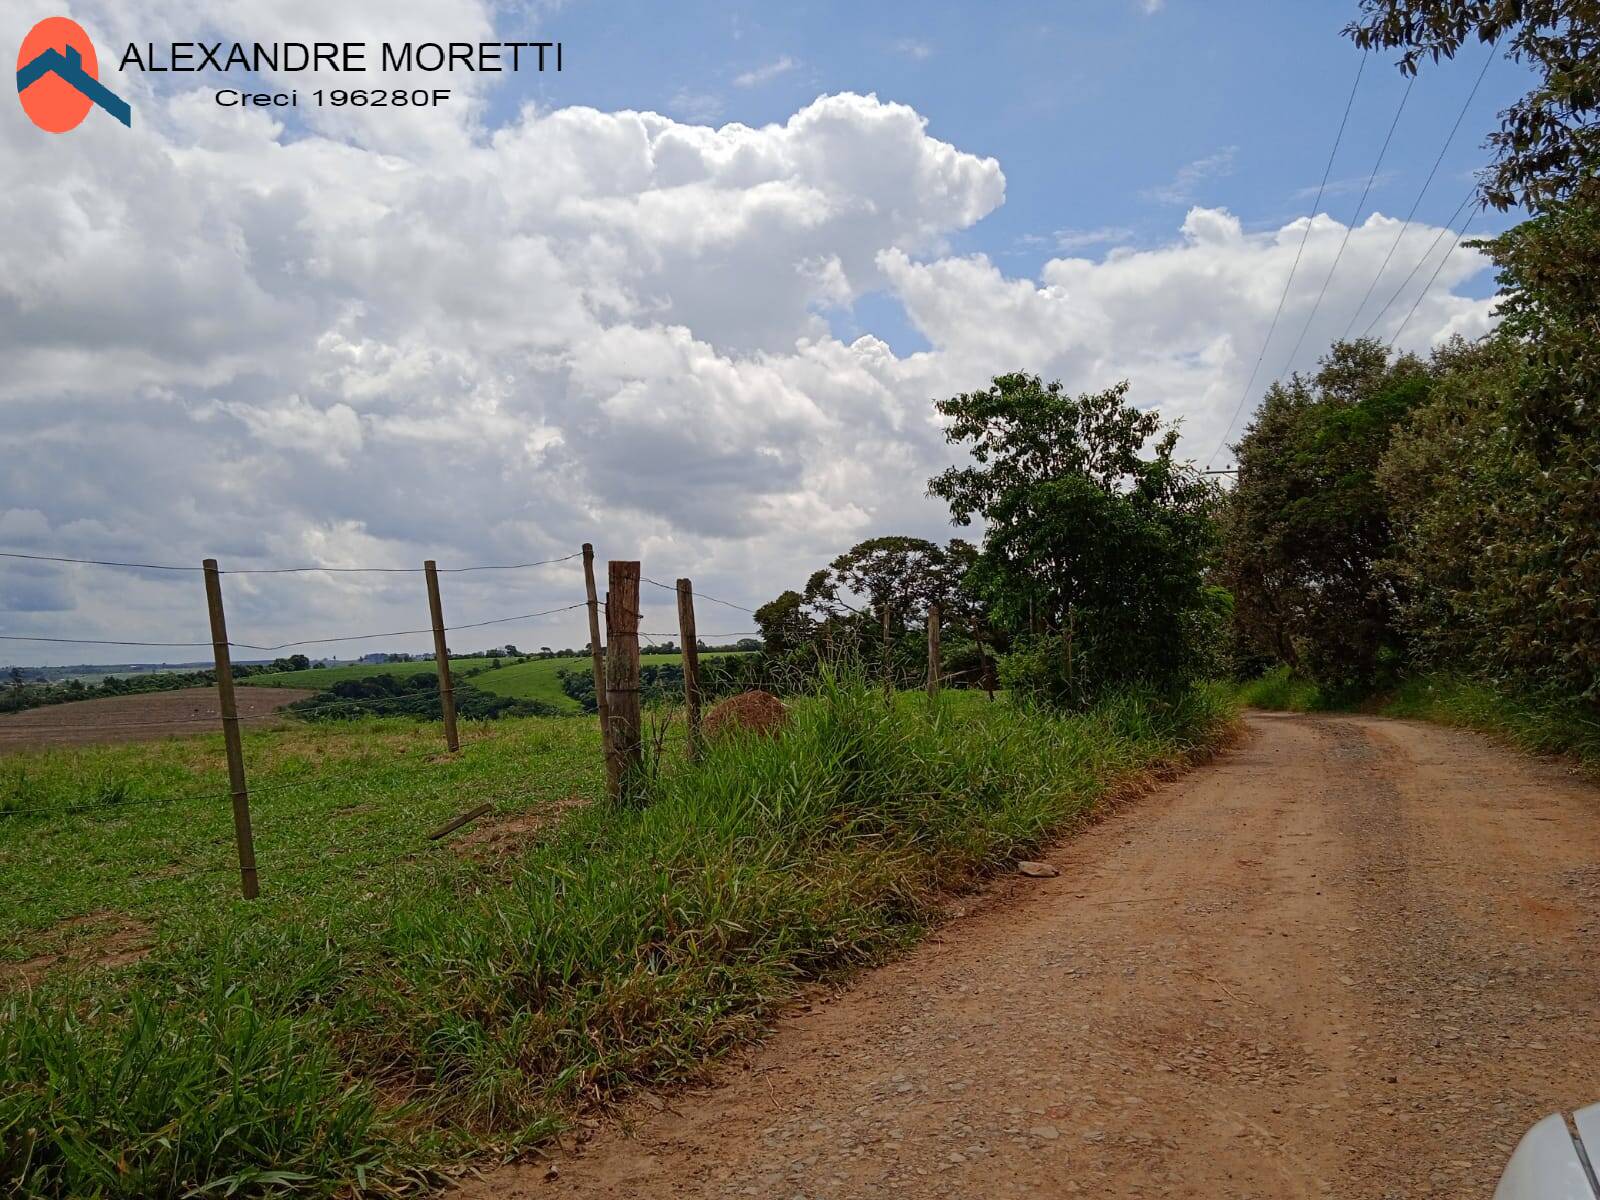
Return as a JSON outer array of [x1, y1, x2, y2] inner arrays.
[[605, 560, 643, 799], [881, 603, 894, 703], [676, 578, 703, 757], [582, 544, 615, 793], [926, 601, 942, 699], [424, 560, 460, 752], [975, 621, 997, 701], [202, 559, 259, 900]]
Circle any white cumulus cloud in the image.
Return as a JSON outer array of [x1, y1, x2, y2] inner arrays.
[[0, 0, 1495, 662]]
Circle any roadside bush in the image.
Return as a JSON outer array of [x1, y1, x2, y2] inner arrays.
[[289, 674, 561, 722]]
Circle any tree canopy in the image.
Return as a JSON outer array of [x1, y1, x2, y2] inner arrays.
[[1345, 0, 1600, 211]]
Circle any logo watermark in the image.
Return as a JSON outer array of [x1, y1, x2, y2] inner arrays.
[[17, 16, 131, 132]]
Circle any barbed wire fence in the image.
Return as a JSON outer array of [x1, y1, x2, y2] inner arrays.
[[0, 546, 774, 898]]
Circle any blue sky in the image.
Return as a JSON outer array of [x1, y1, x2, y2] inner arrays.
[[2, 0, 1532, 661], [507, 0, 1530, 347]]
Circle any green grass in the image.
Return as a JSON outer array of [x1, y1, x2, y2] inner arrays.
[[1234, 665, 1329, 712], [242, 653, 724, 715], [0, 679, 1234, 1197], [469, 652, 729, 712], [1236, 667, 1600, 774], [240, 658, 499, 689], [1380, 676, 1600, 772]]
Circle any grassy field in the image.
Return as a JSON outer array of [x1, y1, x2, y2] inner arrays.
[[241, 653, 724, 716], [1, 680, 1234, 1197], [240, 658, 499, 689], [469, 652, 731, 712]]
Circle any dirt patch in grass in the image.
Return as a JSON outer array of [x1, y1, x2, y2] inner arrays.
[[449, 793, 590, 860], [0, 687, 316, 753], [1, 911, 153, 989]]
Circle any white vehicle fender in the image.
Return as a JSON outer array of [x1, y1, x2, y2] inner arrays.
[[1493, 1111, 1600, 1200]]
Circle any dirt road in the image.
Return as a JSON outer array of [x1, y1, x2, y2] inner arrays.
[[464, 712, 1600, 1200]]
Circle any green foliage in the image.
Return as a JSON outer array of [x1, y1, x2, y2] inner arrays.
[[1234, 666, 1332, 713], [930, 373, 1221, 707], [1221, 340, 1428, 691], [753, 589, 814, 656], [1381, 676, 1600, 771], [1235, 669, 1600, 773], [288, 674, 562, 721], [243, 657, 497, 690], [1345, 0, 1600, 213], [556, 653, 769, 713], [1377, 192, 1599, 711], [754, 536, 997, 696], [0, 682, 1232, 1197]]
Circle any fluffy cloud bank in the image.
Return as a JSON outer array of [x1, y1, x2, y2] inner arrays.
[[0, 5, 1494, 659]]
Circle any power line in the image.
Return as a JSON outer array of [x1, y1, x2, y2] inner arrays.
[[0, 602, 589, 652], [230, 552, 582, 576], [1388, 202, 1481, 349], [1339, 41, 1497, 342], [0, 634, 213, 648], [0, 549, 581, 576], [1360, 186, 1479, 339], [0, 550, 201, 572], [232, 602, 590, 652], [1205, 49, 1367, 470], [641, 577, 757, 614], [1278, 72, 1415, 377]]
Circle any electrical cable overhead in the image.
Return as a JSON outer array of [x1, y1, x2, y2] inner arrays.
[[1388, 201, 1481, 349], [1359, 185, 1479, 339], [1204, 49, 1367, 470], [641, 577, 757, 614], [1339, 41, 1497, 342], [1277, 72, 1416, 378], [231, 602, 590, 653], [0, 549, 581, 576], [0, 550, 201, 571], [229, 552, 582, 576]]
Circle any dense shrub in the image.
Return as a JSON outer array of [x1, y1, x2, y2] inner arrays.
[[288, 673, 561, 721]]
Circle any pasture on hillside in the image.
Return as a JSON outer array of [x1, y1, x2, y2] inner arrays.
[[239, 657, 500, 690], [470, 651, 734, 711], [241, 651, 736, 714]]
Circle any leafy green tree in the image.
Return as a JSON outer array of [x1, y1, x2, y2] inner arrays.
[[813, 536, 949, 626], [1221, 341, 1428, 691], [930, 373, 1220, 707], [1378, 195, 1600, 707], [753, 589, 816, 655], [1346, 0, 1600, 211]]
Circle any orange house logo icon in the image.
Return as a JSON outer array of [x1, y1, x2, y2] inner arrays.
[[16, 16, 131, 132]]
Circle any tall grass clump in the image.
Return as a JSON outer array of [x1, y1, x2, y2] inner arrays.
[[0, 676, 1232, 1198], [1235, 665, 1329, 712], [1381, 676, 1600, 772]]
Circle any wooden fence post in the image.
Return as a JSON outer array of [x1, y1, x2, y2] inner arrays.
[[881, 603, 893, 702], [975, 621, 996, 701], [202, 559, 259, 900], [424, 561, 460, 752], [676, 578, 703, 757], [582, 544, 616, 794], [605, 560, 643, 799], [926, 602, 941, 699]]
